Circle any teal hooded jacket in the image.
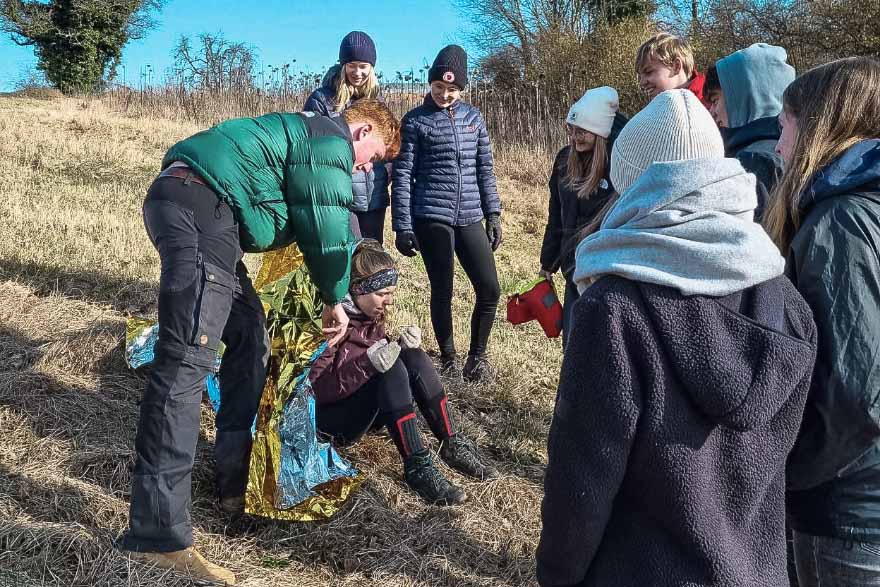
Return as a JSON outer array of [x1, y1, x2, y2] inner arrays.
[[716, 43, 796, 220]]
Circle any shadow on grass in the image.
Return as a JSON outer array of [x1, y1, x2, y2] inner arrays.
[[0, 258, 157, 315], [0, 322, 539, 586]]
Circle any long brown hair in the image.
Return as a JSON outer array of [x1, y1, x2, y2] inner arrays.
[[564, 134, 610, 199], [764, 57, 880, 251]]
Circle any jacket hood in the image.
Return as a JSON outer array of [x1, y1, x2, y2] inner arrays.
[[321, 64, 341, 90], [608, 111, 627, 152], [574, 158, 785, 296], [637, 277, 815, 431], [800, 139, 880, 212], [716, 43, 795, 129], [722, 116, 780, 154]]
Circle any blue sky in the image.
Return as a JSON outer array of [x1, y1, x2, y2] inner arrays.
[[0, 0, 474, 91]]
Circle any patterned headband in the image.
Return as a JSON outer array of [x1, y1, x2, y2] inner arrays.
[[350, 267, 399, 295]]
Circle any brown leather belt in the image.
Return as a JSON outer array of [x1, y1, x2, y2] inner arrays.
[[158, 165, 208, 186]]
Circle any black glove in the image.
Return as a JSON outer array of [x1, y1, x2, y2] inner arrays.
[[486, 214, 502, 252], [395, 231, 419, 257]]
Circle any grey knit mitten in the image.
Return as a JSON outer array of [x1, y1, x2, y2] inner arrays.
[[366, 339, 401, 373], [398, 326, 422, 350]]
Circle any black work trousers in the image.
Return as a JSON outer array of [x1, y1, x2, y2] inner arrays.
[[413, 220, 500, 358], [122, 176, 269, 553]]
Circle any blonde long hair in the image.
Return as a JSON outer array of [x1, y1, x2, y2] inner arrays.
[[565, 134, 610, 199], [333, 65, 380, 112], [764, 57, 880, 251]]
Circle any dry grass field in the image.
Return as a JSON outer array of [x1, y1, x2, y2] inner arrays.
[[0, 93, 561, 586]]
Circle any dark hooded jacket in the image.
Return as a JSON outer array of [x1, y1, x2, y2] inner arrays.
[[303, 65, 390, 213], [308, 298, 385, 406], [537, 274, 817, 587], [716, 44, 795, 221], [785, 140, 880, 541], [540, 113, 627, 281]]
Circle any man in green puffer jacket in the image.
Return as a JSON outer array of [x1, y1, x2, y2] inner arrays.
[[121, 99, 399, 585]]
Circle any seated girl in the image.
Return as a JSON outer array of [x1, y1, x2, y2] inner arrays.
[[309, 239, 498, 505]]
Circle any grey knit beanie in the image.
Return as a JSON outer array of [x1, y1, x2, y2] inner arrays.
[[611, 89, 725, 195]]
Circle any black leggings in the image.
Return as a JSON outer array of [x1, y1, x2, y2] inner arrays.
[[315, 348, 455, 460], [414, 220, 500, 358]]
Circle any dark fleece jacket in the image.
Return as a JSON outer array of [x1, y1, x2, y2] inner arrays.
[[537, 275, 817, 587]]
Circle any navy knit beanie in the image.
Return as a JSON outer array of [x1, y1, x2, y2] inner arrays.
[[429, 45, 468, 89], [339, 31, 376, 66]]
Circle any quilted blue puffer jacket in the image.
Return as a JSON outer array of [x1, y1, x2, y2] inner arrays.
[[391, 95, 501, 232], [303, 65, 389, 212]]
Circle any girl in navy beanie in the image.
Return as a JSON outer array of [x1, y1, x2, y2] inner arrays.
[[305, 31, 379, 114], [304, 31, 389, 242]]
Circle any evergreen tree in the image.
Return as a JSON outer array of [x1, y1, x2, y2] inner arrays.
[[0, 0, 164, 93]]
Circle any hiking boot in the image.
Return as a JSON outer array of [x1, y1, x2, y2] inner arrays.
[[440, 435, 499, 480], [463, 354, 494, 384], [438, 353, 461, 379], [219, 495, 245, 515], [125, 546, 236, 585], [404, 450, 467, 506]]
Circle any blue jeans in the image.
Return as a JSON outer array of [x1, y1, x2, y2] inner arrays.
[[794, 531, 880, 586]]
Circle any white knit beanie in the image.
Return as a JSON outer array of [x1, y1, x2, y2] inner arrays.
[[611, 89, 725, 195], [565, 86, 619, 138]]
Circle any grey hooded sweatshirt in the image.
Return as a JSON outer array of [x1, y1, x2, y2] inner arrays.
[[573, 158, 786, 296]]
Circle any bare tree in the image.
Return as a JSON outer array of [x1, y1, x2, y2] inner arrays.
[[456, 0, 653, 80], [172, 33, 257, 90]]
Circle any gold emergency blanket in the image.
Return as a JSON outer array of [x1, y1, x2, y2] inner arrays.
[[245, 245, 363, 521]]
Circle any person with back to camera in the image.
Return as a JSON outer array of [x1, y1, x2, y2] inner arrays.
[[536, 89, 817, 587]]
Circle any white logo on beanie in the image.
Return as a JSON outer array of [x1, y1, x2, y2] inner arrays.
[[443, 72, 455, 83]]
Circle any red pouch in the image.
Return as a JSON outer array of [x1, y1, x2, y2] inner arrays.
[[506, 278, 563, 338]]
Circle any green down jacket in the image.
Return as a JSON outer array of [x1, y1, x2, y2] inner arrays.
[[163, 112, 354, 304]]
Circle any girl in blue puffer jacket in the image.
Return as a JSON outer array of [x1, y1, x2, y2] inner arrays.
[[304, 31, 390, 243], [392, 44, 503, 383]]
